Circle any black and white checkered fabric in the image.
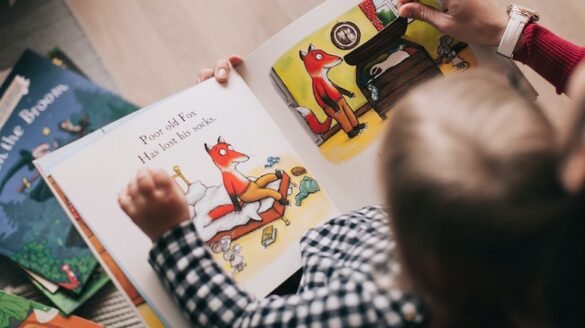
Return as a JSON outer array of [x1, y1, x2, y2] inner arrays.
[[149, 206, 427, 327]]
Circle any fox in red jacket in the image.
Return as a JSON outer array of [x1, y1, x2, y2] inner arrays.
[[299, 43, 366, 138], [205, 137, 288, 220]]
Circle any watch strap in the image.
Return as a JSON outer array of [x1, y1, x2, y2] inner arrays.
[[497, 10, 530, 58]]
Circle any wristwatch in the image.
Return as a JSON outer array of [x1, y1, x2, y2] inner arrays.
[[497, 4, 540, 58]]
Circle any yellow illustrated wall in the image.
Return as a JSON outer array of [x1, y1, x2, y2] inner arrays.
[[272, 0, 444, 125], [273, 6, 378, 123]]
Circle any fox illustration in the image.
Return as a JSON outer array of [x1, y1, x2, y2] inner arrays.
[[205, 137, 288, 220], [299, 44, 366, 138], [294, 106, 332, 135]]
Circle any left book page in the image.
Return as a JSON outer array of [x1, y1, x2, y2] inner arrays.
[[37, 73, 338, 328]]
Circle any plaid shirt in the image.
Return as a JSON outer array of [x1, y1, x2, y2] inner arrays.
[[149, 206, 427, 327]]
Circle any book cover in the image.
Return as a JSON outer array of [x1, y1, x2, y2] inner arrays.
[[0, 50, 138, 294], [30, 268, 110, 316], [0, 290, 102, 328]]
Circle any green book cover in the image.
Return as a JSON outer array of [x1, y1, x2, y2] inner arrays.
[[0, 290, 102, 327], [31, 268, 110, 315], [0, 50, 137, 294]]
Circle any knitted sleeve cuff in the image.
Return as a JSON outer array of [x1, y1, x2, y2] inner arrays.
[[514, 23, 585, 94]]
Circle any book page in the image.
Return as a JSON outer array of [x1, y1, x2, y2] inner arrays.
[[43, 73, 338, 328], [239, 0, 536, 212]]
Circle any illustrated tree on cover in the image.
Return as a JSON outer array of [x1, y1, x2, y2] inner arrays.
[[2, 198, 96, 286], [12, 241, 96, 286]]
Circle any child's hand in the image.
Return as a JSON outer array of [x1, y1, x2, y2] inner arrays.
[[118, 167, 191, 242], [198, 55, 243, 84]]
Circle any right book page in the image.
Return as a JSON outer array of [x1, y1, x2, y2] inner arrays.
[[240, 0, 536, 212]]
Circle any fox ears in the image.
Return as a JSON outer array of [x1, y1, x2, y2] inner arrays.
[[299, 43, 316, 60], [204, 136, 226, 153]]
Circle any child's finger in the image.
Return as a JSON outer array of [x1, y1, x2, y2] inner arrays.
[[126, 180, 147, 209], [152, 168, 173, 189], [118, 190, 136, 217], [228, 55, 243, 67], [198, 68, 214, 83], [214, 59, 230, 84], [127, 179, 140, 198], [136, 167, 156, 196]]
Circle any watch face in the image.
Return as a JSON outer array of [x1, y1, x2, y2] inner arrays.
[[509, 4, 540, 22]]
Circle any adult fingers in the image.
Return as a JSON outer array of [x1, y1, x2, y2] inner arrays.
[[397, 0, 416, 5], [398, 2, 452, 32], [214, 59, 231, 84]]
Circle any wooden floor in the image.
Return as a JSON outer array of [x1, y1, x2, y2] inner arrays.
[[67, 0, 585, 125]]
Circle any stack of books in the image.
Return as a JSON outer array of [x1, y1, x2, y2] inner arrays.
[[0, 49, 138, 326]]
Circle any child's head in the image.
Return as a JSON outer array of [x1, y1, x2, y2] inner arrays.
[[381, 71, 571, 327]]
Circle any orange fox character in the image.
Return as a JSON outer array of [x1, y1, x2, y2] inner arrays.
[[299, 44, 366, 138], [205, 137, 288, 217]]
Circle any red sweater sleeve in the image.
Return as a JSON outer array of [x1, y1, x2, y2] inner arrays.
[[513, 23, 585, 94]]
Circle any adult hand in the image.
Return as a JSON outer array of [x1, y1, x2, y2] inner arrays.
[[397, 0, 509, 47], [198, 55, 243, 84]]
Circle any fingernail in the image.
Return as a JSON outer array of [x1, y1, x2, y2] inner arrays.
[[217, 68, 227, 80]]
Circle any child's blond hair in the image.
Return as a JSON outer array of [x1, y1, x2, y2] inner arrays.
[[381, 71, 571, 327]]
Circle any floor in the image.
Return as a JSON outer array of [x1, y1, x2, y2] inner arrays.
[[66, 0, 323, 106], [67, 0, 585, 128], [0, 0, 116, 89]]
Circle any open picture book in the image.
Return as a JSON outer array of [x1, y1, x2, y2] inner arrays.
[[34, 0, 536, 326]]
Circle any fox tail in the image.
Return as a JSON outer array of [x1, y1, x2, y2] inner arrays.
[[295, 107, 332, 134]]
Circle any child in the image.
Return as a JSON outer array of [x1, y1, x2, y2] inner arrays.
[[121, 184, 424, 326], [119, 70, 575, 327], [381, 71, 578, 327]]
